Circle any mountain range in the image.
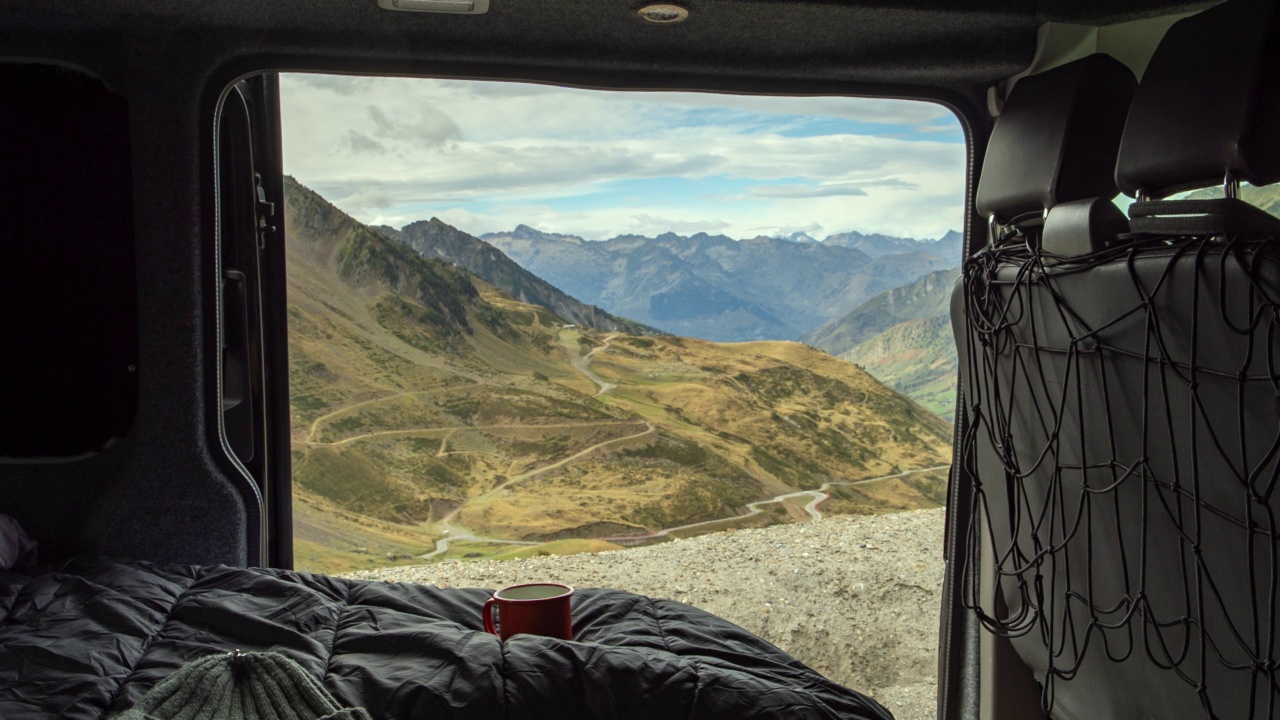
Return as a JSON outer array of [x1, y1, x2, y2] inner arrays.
[[803, 268, 960, 420], [478, 225, 959, 342], [374, 220, 657, 336], [284, 176, 953, 573], [823, 229, 963, 259]]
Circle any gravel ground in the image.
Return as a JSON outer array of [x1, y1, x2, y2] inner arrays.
[[348, 508, 945, 720]]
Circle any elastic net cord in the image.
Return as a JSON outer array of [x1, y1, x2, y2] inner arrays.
[[958, 232, 1280, 718]]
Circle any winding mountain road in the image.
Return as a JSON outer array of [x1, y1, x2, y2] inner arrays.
[[308, 420, 644, 448], [566, 331, 619, 396], [495, 421, 655, 491], [423, 463, 950, 559], [420, 421, 655, 560], [601, 464, 950, 542], [407, 327, 952, 561], [420, 516, 538, 560]]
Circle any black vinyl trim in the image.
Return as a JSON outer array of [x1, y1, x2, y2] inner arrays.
[[206, 79, 265, 567], [936, 94, 993, 720], [254, 74, 296, 571]]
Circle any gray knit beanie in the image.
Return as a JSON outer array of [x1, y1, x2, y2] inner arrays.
[[114, 650, 370, 720]]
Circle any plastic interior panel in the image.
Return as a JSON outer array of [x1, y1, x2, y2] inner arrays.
[[0, 58, 251, 567]]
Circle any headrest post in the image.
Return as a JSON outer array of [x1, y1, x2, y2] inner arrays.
[[1224, 172, 1240, 200], [988, 214, 1000, 248]]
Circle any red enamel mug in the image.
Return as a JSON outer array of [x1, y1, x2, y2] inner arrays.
[[482, 582, 574, 641]]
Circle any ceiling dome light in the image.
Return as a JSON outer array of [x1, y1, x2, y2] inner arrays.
[[638, 4, 689, 23]]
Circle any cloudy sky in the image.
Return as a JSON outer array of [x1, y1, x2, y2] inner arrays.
[[280, 74, 966, 242]]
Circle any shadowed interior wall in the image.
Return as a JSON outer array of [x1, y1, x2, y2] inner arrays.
[[0, 63, 250, 566]]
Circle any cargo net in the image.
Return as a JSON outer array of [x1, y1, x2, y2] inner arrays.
[[957, 232, 1280, 719]]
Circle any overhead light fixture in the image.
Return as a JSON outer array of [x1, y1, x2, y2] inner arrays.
[[377, 0, 490, 14], [638, 4, 689, 23]]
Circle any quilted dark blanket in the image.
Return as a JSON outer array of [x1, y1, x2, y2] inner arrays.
[[0, 558, 894, 719]]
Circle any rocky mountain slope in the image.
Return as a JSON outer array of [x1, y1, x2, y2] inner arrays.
[[374, 218, 657, 336], [845, 316, 958, 422], [804, 268, 960, 420], [483, 225, 956, 342], [805, 268, 959, 354], [285, 178, 953, 574]]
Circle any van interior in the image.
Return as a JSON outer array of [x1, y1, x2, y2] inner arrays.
[[3, 0, 1280, 717]]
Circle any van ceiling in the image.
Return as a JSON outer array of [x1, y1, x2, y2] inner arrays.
[[0, 0, 1218, 96]]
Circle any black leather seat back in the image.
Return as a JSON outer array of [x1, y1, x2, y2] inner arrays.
[[954, 1, 1280, 717]]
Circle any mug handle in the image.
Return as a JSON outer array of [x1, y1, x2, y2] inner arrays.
[[483, 598, 498, 635]]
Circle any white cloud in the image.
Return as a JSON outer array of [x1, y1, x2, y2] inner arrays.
[[748, 183, 868, 199], [366, 104, 461, 148], [627, 214, 732, 235], [340, 130, 387, 156], [780, 224, 825, 236], [335, 186, 396, 211], [279, 74, 966, 241]]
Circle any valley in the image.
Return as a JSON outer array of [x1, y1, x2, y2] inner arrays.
[[285, 177, 955, 574]]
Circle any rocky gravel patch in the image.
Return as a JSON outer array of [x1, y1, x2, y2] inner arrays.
[[347, 508, 945, 720]]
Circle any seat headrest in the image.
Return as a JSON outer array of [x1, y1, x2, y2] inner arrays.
[[975, 54, 1137, 224], [1116, 0, 1280, 198]]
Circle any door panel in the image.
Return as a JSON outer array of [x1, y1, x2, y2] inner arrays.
[[216, 75, 291, 568]]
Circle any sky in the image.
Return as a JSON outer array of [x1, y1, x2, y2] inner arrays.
[[280, 74, 967, 242]]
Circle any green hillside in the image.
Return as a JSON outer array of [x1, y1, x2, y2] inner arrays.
[[1187, 183, 1280, 215], [843, 316, 957, 422], [803, 268, 959, 419], [285, 177, 954, 573], [803, 268, 958, 355]]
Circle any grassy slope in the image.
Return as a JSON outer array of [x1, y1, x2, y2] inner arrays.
[[286, 178, 954, 573], [842, 316, 958, 422], [801, 268, 960, 421], [803, 268, 958, 355]]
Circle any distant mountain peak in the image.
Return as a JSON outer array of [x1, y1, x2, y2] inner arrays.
[[803, 266, 960, 356], [495, 224, 586, 245], [377, 217, 656, 336], [820, 228, 962, 261], [687, 232, 735, 245], [486, 225, 952, 342], [397, 217, 451, 233]]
